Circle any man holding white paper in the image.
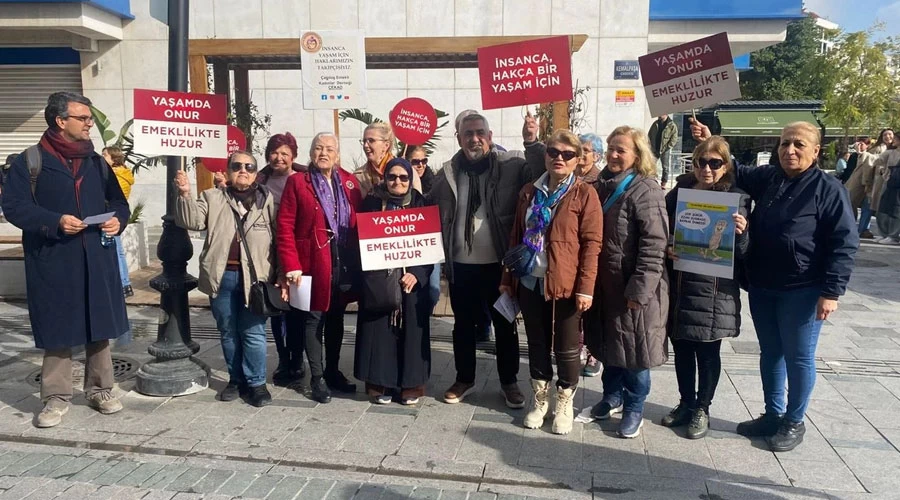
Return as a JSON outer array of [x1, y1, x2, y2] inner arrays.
[[1, 92, 130, 428]]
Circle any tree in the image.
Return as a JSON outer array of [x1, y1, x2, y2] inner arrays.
[[822, 27, 900, 145], [740, 16, 829, 100]]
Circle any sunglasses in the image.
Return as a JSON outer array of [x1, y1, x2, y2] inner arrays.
[[386, 173, 410, 182], [410, 158, 428, 166], [229, 162, 258, 173], [696, 158, 726, 170], [546, 147, 579, 162]]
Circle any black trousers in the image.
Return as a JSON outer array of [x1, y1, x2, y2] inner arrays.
[[448, 262, 519, 385], [297, 287, 347, 379], [517, 284, 581, 388], [272, 309, 303, 371], [672, 338, 723, 411]]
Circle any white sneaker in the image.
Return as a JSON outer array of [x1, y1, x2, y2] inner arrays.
[[877, 236, 900, 245], [34, 399, 69, 428]]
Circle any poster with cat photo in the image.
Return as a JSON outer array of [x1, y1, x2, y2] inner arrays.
[[672, 188, 741, 279]]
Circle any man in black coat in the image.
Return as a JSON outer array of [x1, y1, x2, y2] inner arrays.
[[1, 92, 130, 428]]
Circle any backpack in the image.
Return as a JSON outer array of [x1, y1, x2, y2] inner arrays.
[[24, 145, 109, 201]]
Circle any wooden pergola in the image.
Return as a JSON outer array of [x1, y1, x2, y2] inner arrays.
[[187, 35, 588, 190]]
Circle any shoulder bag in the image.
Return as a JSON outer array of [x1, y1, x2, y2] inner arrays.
[[232, 210, 289, 317]]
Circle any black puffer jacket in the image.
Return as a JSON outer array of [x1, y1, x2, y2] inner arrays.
[[665, 173, 751, 342]]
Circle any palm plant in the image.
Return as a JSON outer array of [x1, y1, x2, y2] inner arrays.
[[339, 108, 450, 157], [90, 106, 166, 173]]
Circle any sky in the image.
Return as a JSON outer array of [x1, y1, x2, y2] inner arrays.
[[804, 0, 899, 36]]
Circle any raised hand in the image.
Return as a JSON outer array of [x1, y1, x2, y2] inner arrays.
[[174, 170, 191, 197]]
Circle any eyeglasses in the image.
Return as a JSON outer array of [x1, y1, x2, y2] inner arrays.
[[410, 158, 428, 166], [546, 147, 579, 162], [359, 138, 386, 146], [386, 173, 410, 183], [696, 158, 726, 170], [229, 162, 258, 173], [66, 115, 94, 125]]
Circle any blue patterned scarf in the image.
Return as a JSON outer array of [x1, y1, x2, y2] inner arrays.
[[523, 173, 574, 252], [311, 167, 351, 245]]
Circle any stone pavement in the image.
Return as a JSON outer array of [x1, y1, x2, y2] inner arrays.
[[0, 241, 896, 499]]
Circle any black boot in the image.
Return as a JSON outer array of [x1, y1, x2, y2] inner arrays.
[[218, 381, 242, 402], [324, 370, 357, 393], [736, 413, 783, 437], [767, 420, 805, 452], [272, 361, 299, 387], [660, 402, 693, 427], [311, 377, 332, 404], [247, 384, 272, 407]]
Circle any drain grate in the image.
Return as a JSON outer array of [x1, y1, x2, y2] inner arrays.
[[26, 355, 141, 388]]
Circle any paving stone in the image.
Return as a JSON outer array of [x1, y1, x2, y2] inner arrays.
[[22, 454, 76, 478], [140, 463, 190, 489], [581, 425, 650, 475], [408, 486, 441, 499], [91, 460, 142, 486], [265, 475, 308, 500], [340, 413, 414, 456], [704, 480, 839, 500], [834, 447, 900, 494], [0, 452, 27, 474], [115, 461, 166, 487], [324, 479, 361, 499], [377, 483, 414, 498], [0, 453, 51, 476], [455, 420, 523, 465], [214, 470, 260, 496], [352, 483, 387, 500], [380, 455, 484, 481], [69, 459, 120, 483], [57, 481, 101, 498], [162, 466, 210, 492], [139, 491, 177, 500], [0, 477, 51, 499], [185, 468, 234, 494], [483, 463, 591, 493], [85, 484, 151, 500], [516, 425, 583, 471], [295, 478, 337, 500], [46, 456, 97, 480], [851, 327, 900, 338], [778, 458, 865, 492], [226, 406, 304, 446], [170, 493, 203, 500], [706, 436, 789, 486], [437, 490, 469, 500], [21, 478, 75, 500], [240, 473, 283, 498]]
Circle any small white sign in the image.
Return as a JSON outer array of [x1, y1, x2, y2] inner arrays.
[[300, 30, 368, 109], [289, 276, 312, 312], [493, 292, 520, 324]]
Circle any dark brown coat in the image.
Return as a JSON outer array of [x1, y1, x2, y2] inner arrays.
[[501, 178, 603, 299], [585, 169, 670, 370]]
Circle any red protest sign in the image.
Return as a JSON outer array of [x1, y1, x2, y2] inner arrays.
[[357, 206, 445, 271], [638, 32, 740, 117], [132, 89, 228, 157], [389, 98, 437, 146], [477, 36, 573, 110], [201, 125, 247, 173]]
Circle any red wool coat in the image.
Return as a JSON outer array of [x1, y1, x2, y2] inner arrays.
[[277, 168, 362, 312]]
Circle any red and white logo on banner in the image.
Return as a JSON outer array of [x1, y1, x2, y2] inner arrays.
[[357, 206, 445, 271], [201, 125, 246, 173], [132, 89, 228, 157]]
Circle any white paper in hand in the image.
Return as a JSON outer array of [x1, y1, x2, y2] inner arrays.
[[493, 292, 520, 324], [289, 276, 312, 311], [82, 211, 116, 225]]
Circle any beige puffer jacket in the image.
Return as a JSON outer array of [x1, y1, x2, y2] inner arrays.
[[175, 185, 277, 304]]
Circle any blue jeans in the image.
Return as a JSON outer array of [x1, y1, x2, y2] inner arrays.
[[210, 270, 268, 387], [601, 365, 651, 413], [749, 286, 823, 423], [114, 235, 130, 287], [859, 198, 873, 233], [428, 263, 441, 314]]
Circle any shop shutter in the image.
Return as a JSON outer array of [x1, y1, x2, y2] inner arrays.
[[0, 65, 82, 160]]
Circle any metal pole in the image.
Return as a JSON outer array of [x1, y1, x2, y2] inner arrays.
[[136, 0, 210, 396]]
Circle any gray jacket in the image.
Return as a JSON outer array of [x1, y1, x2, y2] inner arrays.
[[175, 185, 277, 303], [428, 144, 543, 282]]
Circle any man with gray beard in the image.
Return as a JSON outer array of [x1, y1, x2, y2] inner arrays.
[[428, 110, 543, 408]]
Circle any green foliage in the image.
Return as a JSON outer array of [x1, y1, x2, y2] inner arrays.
[[339, 108, 451, 157], [90, 106, 165, 173], [740, 17, 829, 100], [822, 26, 900, 144], [127, 200, 144, 224], [534, 83, 592, 141], [230, 93, 272, 156]]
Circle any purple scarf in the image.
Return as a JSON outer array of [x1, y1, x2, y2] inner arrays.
[[311, 168, 351, 245]]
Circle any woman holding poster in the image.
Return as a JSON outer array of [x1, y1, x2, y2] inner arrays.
[[584, 126, 669, 439], [278, 132, 363, 404], [690, 119, 858, 452], [354, 158, 433, 405], [500, 130, 602, 435], [661, 136, 750, 440]]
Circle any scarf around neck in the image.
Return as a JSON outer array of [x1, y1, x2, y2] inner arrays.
[[458, 151, 491, 254], [373, 183, 412, 210], [523, 172, 574, 253], [311, 168, 351, 245], [40, 128, 95, 175]]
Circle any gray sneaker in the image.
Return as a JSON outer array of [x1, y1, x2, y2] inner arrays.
[[86, 391, 123, 415], [34, 399, 69, 428]]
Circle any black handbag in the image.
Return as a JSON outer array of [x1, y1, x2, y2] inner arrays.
[[361, 268, 403, 313], [502, 243, 537, 278], [233, 211, 289, 317]]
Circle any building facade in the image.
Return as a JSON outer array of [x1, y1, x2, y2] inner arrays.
[[0, 0, 802, 225]]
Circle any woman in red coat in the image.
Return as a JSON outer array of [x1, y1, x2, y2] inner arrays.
[[277, 132, 362, 403]]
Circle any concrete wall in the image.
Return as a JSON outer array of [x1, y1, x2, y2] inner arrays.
[[79, 0, 656, 226]]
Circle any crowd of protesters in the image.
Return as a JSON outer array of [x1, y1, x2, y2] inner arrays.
[[1, 92, 869, 454]]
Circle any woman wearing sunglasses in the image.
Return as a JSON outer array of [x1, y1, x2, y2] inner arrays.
[[405, 145, 435, 196], [278, 133, 363, 404], [660, 136, 750, 439], [500, 130, 602, 435], [175, 151, 279, 408], [354, 158, 433, 405], [355, 122, 422, 198], [585, 126, 669, 439]]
